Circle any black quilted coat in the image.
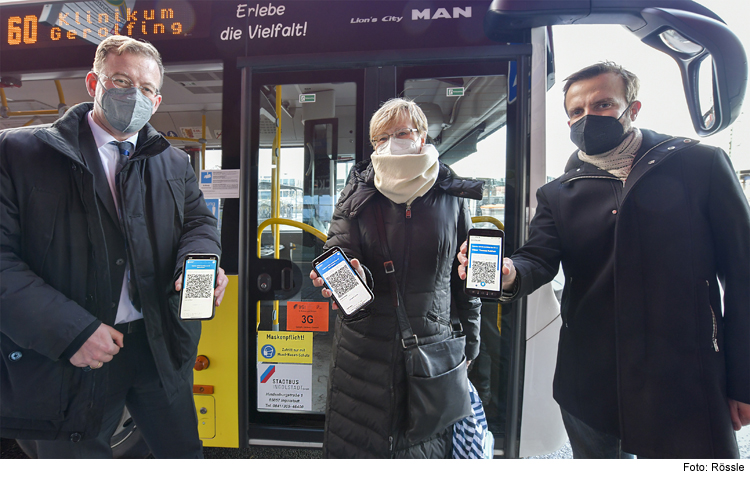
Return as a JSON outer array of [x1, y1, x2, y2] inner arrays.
[[322, 160, 483, 458]]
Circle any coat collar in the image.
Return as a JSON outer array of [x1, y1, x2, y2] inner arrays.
[[559, 129, 700, 189], [336, 160, 483, 217], [32, 102, 171, 167]]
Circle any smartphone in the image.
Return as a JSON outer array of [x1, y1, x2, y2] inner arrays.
[[312, 246, 374, 317], [179, 254, 219, 320], [464, 228, 505, 299]]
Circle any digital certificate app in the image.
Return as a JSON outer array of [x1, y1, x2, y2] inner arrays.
[[467, 236, 502, 292], [316, 251, 369, 315], [182, 258, 217, 317]]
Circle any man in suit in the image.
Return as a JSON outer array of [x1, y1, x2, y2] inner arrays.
[[0, 36, 227, 458]]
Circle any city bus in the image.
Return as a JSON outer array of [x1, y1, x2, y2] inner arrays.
[[0, 0, 746, 458]]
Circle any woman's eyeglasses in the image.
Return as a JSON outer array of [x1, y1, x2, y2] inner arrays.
[[371, 128, 418, 146]]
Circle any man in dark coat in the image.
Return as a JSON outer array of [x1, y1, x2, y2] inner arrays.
[[458, 61, 750, 458], [0, 36, 226, 458]]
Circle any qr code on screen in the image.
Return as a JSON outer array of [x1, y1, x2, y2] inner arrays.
[[184, 274, 214, 299], [470, 261, 497, 286], [327, 266, 359, 296]]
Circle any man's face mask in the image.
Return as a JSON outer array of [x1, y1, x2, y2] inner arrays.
[[98, 84, 154, 134], [375, 136, 421, 155], [569, 103, 633, 155]]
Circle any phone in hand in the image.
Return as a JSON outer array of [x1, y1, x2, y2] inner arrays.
[[312, 246, 374, 317], [179, 254, 219, 320], [464, 228, 505, 299]]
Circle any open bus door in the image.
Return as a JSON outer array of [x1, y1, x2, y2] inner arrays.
[[0, 0, 745, 459]]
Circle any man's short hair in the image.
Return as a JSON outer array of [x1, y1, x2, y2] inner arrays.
[[562, 61, 640, 113], [369, 98, 429, 147], [92, 36, 164, 88]]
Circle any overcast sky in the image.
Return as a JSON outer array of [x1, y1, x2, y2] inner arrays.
[[547, 0, 750, 176]]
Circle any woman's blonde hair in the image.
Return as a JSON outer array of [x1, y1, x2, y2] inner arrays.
[[369, 98, 428, 147]]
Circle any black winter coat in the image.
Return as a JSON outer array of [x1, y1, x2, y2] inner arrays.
[[507, 129, 750, 458], [322, 161, 482, 458], [0, 103, 221, 440]]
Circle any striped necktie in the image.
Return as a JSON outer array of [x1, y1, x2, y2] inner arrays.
[[113, 141, 134, 175]]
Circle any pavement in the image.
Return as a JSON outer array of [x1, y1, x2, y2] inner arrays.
[[3, 425, 748, 459], [0, 438, 322, 459], [529, 426, 750, 459]]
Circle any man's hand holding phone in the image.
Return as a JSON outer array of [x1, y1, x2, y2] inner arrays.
[[175, 266, 228, 306], [457, 240, 516, 291]]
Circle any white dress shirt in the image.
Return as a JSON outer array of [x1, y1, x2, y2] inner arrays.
[[87, 111, 143, 324]]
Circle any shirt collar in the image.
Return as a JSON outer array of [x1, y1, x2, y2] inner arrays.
[[87, 111, 139, 151]]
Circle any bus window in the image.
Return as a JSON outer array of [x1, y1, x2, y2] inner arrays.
[[404, 75, 508, 225], [255, 80, 357, 416], [404, 70, 512, 444]]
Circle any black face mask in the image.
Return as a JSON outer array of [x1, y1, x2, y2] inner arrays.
[[569, 104, 632, 155]]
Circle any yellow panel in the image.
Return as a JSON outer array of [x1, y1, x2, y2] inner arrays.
[[194, 395, 216, 439], [193, 274, 239, 448]]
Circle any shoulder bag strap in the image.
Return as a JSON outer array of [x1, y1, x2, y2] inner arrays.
[[373, 200, 417, 347]]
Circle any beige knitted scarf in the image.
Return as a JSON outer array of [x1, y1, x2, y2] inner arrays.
[[371, 144, 440, 205], [578, 127, 643, 181]]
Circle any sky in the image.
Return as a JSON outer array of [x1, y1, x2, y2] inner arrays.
[[546, 0, 750, 176]]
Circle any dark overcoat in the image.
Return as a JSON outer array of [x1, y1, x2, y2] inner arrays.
[[507, 129, 750, 458], [0, 103, 221, 440], [322, 161, 482, 458]]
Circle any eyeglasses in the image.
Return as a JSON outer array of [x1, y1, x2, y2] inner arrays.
[[371, 127, 418, 146], [97, 73, 160, 99]]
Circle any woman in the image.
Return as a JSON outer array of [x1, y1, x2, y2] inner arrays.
[[310, 98, 482, 458]]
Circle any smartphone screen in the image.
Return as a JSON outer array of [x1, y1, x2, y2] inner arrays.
[[465, 230, 504, 298], [179, 255, 218, 320], [313, 248, 373, 317]]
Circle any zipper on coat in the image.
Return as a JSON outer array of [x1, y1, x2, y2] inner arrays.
[[405, 203, 411, 219], [707, 280, 719, 352], [388, 332, 398, 457]]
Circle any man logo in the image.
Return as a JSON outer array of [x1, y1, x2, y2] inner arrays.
[[412, 7, 472, 20]]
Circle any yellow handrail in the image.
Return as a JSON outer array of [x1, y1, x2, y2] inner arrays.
[[201, 111, 207, 167], [256, 218, 327, 330], [471, 215, 504, 230], [256, 218, 327, 249], [54, 79, 66, 106], [471, 216, 504, 335], [1, 80, 66, 118], [164, 113, 207, 164], [165, 136, 202, 143]]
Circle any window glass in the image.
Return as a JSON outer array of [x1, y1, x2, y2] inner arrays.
[[405, 74, 511, 439], [255, 82, 356, 415]]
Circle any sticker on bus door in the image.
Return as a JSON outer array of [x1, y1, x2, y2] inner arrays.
[[286, 301, 329, 331], [257, 363, 312, 411], [257, 331, 313, 364]]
